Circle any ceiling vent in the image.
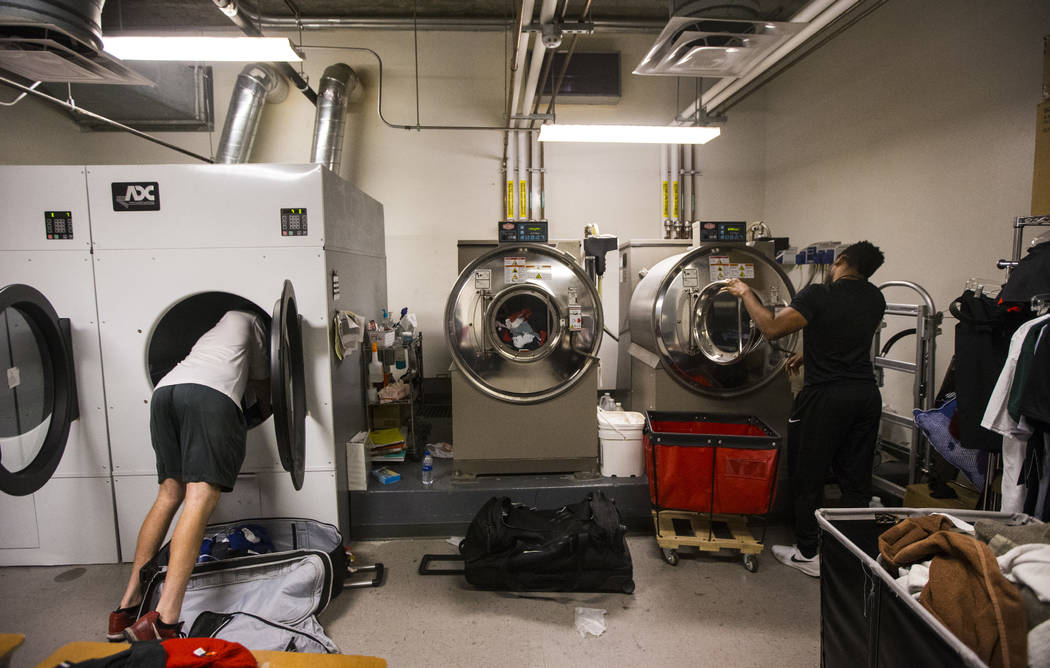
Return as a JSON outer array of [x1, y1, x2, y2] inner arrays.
[[634, 15, 803, 78], [0, 0, 151, 84]]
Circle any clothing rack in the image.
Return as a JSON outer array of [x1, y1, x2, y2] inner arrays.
[[981, 215, 1050, 509]]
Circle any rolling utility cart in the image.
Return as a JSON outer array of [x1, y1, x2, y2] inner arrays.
[[644, 411, 780, 572]]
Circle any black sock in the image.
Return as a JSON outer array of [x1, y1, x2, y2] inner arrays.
[[157, 619, 180, 629], [114, 605, 137, 614]]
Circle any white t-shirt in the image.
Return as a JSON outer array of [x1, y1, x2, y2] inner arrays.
[[155, 310, 269, 407]]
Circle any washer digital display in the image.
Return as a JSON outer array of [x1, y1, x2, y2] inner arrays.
[[281, 208, 308, 236], [498, 220, 548, 243], [44, 211, 73, 240], [699, 221, 747, 242]]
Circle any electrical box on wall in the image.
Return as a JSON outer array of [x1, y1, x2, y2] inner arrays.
[[539, 52, 620, 105]]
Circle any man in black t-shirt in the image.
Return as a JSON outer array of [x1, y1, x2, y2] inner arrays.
[[726, 241, 886, 577]]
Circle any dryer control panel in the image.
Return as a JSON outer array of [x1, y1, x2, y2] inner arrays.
[[498, 220, 548, 243]]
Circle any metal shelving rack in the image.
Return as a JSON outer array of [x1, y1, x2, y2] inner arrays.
[[871, 281, 942, 499], [360, 333, 425, 460]]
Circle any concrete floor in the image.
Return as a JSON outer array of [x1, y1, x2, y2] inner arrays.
[[0, 526, 820, 667]]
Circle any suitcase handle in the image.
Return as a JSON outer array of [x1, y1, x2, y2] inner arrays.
[[345, 562, 386, 588]]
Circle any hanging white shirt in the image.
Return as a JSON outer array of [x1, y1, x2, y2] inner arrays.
[[155, 310, 268, 408], [981, 313, 1050, 512]]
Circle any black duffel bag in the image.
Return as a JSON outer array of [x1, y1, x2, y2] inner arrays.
[[458, 491, 635, 594]]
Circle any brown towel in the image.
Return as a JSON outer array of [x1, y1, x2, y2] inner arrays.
[[879, 517, 1027, 668]]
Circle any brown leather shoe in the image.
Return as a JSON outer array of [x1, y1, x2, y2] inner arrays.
[[107, 606, 137, 642], [123, 610, 183, 642]]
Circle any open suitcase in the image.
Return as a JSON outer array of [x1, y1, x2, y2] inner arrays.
[[138, 517, 383, 653]]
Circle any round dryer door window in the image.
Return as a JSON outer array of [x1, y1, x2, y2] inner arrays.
[[271, 279, 306, 490], [0, 284, 77, 496], [445, 244, 603, 404]]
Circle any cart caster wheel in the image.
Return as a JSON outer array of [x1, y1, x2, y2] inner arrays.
[[621, 580, 636, 594], [661, 548, 679, 566], [743, 554, 759, 572]]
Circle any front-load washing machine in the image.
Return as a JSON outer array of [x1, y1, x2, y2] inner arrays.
[[84, 163, 385, 559], [623, 227, 797, 433], [445, 235, 603, 478], [0, 165, 119, 565]]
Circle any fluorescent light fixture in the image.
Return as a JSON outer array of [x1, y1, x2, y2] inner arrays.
[[537, 124, 720, 145], [103, 36, 302, 62]]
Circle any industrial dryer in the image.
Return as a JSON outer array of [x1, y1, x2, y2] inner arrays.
[[620, 223, 797, 433], [0, 166, 119, 565], [445, 224, 603, 478], [85, 163, 385, 560]]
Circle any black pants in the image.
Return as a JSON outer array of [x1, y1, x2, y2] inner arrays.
[[789, 380, 881, 557]]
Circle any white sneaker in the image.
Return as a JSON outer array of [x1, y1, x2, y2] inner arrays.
[[772, 544, 820, 577]]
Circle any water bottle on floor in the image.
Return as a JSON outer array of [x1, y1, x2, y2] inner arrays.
[[421, 449, 434, 487]]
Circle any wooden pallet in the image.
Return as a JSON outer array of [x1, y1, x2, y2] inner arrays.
[[652, 509, 762, 555]]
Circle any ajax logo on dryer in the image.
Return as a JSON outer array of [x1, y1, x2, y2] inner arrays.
[[111, 182, 160, 211]]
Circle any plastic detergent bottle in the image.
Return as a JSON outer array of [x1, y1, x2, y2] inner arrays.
[[599, 393, 616, 411], [368, 342, 384, 388], [869, 496, 884, 508], [421, 450, 434, 487]]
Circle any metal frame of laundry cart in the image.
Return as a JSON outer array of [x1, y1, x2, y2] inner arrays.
[[644, 410, 781, 572], [817, 507, 1041, 667]]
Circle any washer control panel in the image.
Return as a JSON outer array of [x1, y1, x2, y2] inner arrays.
[[498, 220, 548, 243], [699, 221, 747, 242]]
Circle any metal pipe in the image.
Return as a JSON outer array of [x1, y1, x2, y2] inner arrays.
[[660, 144, 670, 237], [518, 0, 558, 131], [237, 6, 661, 33], [509, 131, 519, 219], [0, 74, 213, 163], [310, 63, 359, 174], [302, 44, 538, 133], [215, 63, 287, 164], [502, 0, 533, 218], [683, 142, 694, 223], [517, 131, 528, 219], [212, 0, 318, 105], [670, 144, 681, 234]]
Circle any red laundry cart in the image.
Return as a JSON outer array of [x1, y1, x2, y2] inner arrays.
[[644, 411, 781, 571]]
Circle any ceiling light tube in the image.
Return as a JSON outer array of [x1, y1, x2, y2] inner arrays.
[[538, 124, 720, 144], [103, 36, 303, 62]]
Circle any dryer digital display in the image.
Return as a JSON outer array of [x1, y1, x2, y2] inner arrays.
[[281, 208, 308, 236], [44, 211, 73, 240]]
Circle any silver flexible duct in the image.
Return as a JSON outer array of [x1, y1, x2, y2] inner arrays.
[[215, 63, 288, 164], [310, 63, 359, 173]]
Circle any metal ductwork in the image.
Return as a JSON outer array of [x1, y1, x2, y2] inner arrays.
[[0, 0, 149, 84], [310, 63, 359, 174], [215, 63, 287, 164]]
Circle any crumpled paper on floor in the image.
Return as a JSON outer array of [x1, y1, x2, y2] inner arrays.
[[574, 607, 607, 638]]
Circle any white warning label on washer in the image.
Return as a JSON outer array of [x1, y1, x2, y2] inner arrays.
[[505, 257, 552, 283], [709, 256, 755, 280]]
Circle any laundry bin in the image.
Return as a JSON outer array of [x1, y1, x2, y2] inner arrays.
[[597, 409, 646, 477]]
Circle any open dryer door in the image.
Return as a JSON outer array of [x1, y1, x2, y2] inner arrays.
[[270, 279, 306, 490], [0, 284, 78, 496]]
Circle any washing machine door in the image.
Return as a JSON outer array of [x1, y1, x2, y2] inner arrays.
[[0, 284, 78, 496], [445, 243, 603, 404], [270, 280, 306, 490], [629, 244, 797, 397]]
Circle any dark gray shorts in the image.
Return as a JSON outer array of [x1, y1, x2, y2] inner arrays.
[[150, 384, 246, 492]]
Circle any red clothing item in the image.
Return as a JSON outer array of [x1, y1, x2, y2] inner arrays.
[[161, 638, 256, 668]]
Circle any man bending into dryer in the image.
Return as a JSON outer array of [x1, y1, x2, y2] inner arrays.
[[108, 309, 270, 641]]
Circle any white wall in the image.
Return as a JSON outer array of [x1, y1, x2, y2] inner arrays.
[[755, 0, 1050, 411], [0, 28, 766, 385]]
